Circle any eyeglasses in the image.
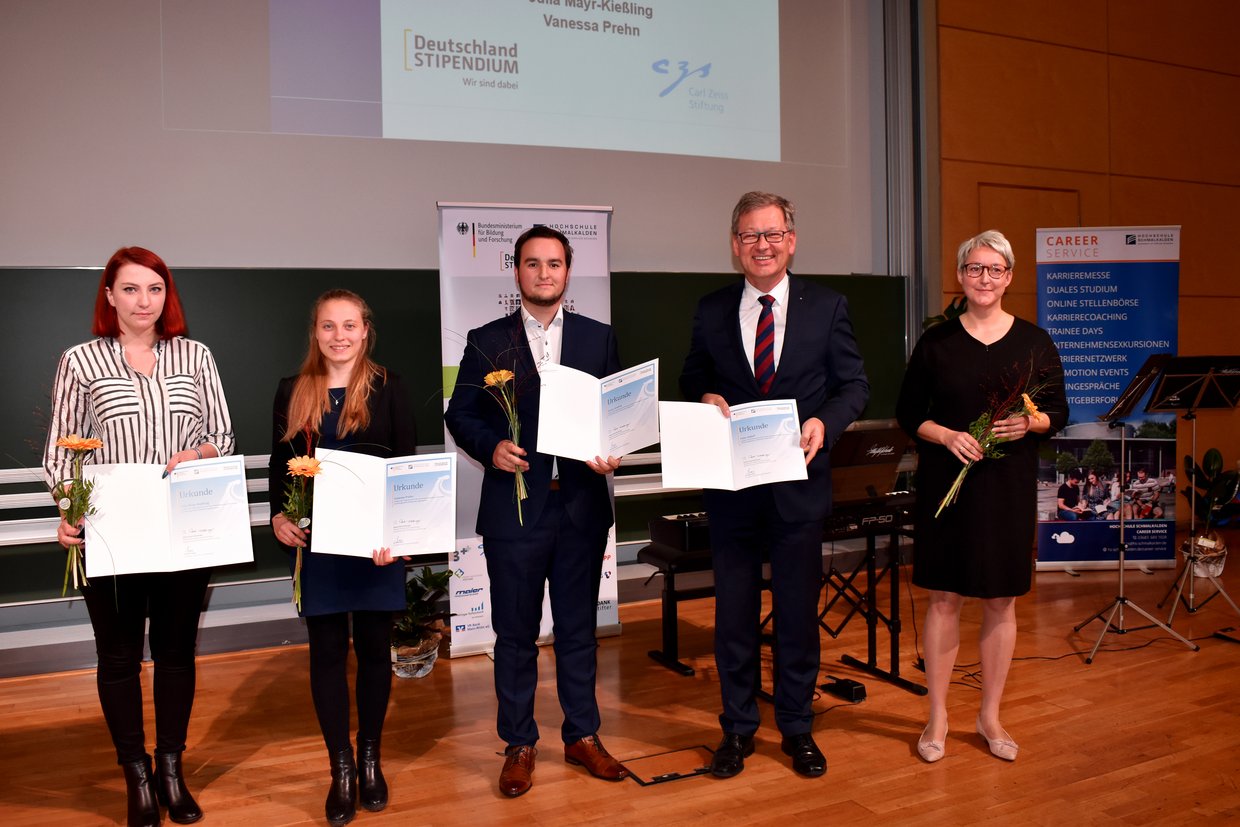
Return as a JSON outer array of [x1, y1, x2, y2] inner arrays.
[[961, 263, 1010, 278], [736, 230, 791, 245]]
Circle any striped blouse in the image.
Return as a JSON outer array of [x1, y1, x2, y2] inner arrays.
[[42, 337, 235, 488]]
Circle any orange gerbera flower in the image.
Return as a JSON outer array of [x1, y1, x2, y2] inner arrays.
[[56, 435, 104, 452], [1021, 393, 1040, 417], [287, 455, 322, 478], [484, 369, 515, 388]]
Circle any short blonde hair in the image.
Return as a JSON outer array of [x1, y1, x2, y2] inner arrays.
[[956, 230, 1014, 271]]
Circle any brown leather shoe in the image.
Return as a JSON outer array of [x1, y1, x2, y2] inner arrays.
[[499, 746, 536, 797], [564, 735, 629, 781]]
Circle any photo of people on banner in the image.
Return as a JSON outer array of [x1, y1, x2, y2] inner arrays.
[[1035, 226, 1180, 569]]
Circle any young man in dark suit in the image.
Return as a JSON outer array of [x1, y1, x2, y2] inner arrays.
[[445, 226, 627, 797], [680, 191, 869, 778]]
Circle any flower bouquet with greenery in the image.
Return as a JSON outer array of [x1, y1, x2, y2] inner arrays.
[[936, 382, 1046, 518], [484, 368, 528, 526], [282, 454, 321, 610], [51, 434, 103, 594]]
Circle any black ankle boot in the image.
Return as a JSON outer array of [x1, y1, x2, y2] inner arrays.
[[357, 737, 388, 812], [326, 748, 357, 827], [122, 756, 162, 827], [154, 751, 203, 824]]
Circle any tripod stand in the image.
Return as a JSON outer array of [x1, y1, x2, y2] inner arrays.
[[1074, 355, 1198, 662], [1143, 357, 1240, 624], [1074, 421, 1199, 661]]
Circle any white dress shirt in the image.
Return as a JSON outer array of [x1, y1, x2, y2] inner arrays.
[[521, 303, 565, 475], [521, 304, 564, 372], [739, 274, 790, 376]]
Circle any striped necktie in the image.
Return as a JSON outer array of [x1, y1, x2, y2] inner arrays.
[[754, 294, 776, 394]]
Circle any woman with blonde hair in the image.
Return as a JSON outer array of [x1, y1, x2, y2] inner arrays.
[[896, 231, 1067, 764], [269, 289, 417, 826]]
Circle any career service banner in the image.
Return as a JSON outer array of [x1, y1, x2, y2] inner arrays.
[[1035, 226, 1179, 570]]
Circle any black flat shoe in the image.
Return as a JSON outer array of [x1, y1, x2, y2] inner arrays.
[[781, 733, 827, 777], [709, 733, 755, 778]]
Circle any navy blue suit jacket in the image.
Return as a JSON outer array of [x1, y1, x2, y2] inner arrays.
[[445, 310, 621, 540], [680, 275, 870, 522]]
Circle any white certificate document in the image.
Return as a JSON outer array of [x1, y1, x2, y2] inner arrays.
[[659, 399, 808, 491], [83, 456, 255, 577], [310, 450, 455, 560], [537, 358, 660, 462]]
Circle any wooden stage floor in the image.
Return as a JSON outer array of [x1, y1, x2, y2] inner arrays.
[[2, 558, 1239, 825]]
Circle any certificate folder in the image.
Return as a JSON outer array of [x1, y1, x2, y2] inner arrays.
[[83, 456, 255, 577], [536, 358, 660, 462], [659, 399, 808, 491], [310, 450, 456, 560]]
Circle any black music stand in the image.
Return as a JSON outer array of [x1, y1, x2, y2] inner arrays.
[[1146, 356, 1240, 623], [1073, 354, 1199, 662]]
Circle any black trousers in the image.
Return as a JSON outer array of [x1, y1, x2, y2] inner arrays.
[[79, 568, 211, 764], [305, 610, 395, 755], [706, 485, 825, 737]]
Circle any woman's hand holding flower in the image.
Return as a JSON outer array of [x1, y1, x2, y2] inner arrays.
[[57, 517, 84, 548], [271, 511, 308, 548], [942, 428, 983, 463], [989, 415, 1030, 441]]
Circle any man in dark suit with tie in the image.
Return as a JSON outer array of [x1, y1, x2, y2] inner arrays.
[[445, 226, 628, 797], [680, 191, 869, 778]]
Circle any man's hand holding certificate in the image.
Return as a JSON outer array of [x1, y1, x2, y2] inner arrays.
[[659, 399, 809, 491], [83, 456, 255, 577], [536, 358, 660, 463], [310, 451, 456, 560]]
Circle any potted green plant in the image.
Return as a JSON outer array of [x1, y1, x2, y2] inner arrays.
[[922, 295, 968, 330], [1180, 448, 1240, 576], [391, 565, 453, 678]]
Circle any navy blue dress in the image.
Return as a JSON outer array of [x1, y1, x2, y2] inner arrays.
[[269, 372, 418, 617]]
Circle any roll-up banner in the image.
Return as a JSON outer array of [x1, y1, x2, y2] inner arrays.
[[1035, 226, 1179, 570], [438, 203, 618, 656]]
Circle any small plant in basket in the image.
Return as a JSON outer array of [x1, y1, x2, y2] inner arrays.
[[391, 566, 453, 678], [1180, 448, 1240, 576]]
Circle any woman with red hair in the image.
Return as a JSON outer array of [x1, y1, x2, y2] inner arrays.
[[43, 246, 234, 827]]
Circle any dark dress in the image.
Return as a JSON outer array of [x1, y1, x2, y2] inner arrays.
[[895, 317, 1067, 597], [268, 371, 418, 616]]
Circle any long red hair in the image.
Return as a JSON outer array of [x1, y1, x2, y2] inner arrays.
[[92, 247, 189, 338], [282, 289, 383, 442]]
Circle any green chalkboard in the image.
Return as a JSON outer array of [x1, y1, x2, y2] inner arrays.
[[3, 268, 445, 470], [2, 268, 445, 603]]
